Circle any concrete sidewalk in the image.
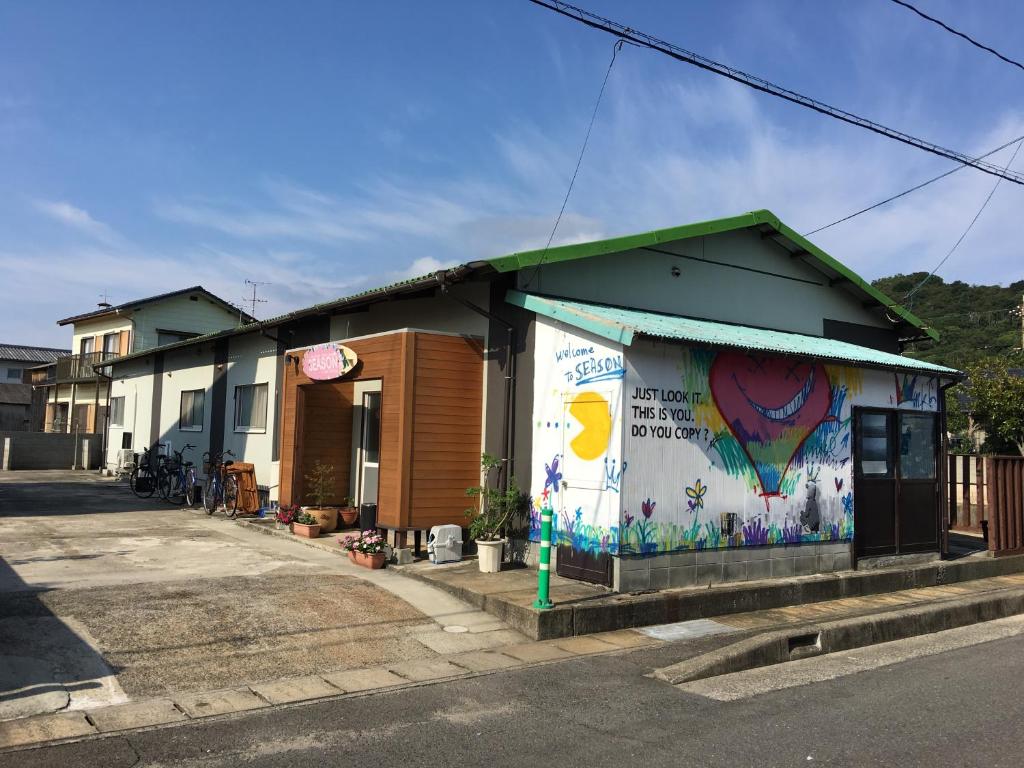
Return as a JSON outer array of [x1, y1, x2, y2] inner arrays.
[[396, 550, 1024, 639], [5, 571, 1024, 754]]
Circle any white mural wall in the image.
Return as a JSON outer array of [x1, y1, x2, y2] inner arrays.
[[528, 316, 625, 553], [620, 340, 940, 554]]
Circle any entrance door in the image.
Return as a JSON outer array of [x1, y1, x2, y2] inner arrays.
[[854, 408, 939, 558], [351, 383, 382, 507]]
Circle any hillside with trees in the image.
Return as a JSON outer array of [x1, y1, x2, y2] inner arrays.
[[872, 273, 1023, 368]]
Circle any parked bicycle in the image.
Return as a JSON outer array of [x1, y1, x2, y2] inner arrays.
[[202, 450, 239, 517], [158, 444, 197, 506], [129, 445, 165, 499]]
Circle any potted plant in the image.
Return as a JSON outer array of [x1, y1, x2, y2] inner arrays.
[[303, 460, 339, 533], [465, 453, 526, 573], [339, 529, 387, 569], [338, 496, 359, 528], [291, 510, 321, 539], [275, 504, 300, 530]]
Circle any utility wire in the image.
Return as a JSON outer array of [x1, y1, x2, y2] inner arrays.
[[888, 0, 1024, 73], [522, 39, 625, 289], [526, 0, 1024, 185], [905, 138, 1024, 302], [804, 133, 1024, 236]]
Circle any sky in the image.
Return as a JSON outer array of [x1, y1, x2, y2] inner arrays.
[[2, 0, 1023, 347]]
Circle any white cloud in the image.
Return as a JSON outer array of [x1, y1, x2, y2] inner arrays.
[[31, 199, 122, 245]]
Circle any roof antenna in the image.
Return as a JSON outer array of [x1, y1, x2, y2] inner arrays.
[[97, 291, 112, 309], [243, 280, 270, 319]]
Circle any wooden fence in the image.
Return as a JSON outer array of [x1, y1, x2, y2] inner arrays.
[[948, 454, 1024, 556]]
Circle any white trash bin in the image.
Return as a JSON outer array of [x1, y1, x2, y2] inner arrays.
[[427, 524, 463, 564]]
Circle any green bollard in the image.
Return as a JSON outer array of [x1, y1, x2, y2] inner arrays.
[[533, 505, 554, 610]]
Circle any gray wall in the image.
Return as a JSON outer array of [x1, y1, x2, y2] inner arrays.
[[0, 431, 103, 470], [522, 228, 893, 338]]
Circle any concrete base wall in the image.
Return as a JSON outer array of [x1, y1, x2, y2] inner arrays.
[[0, 431, 102, 470], [613, 542, 853, 592]]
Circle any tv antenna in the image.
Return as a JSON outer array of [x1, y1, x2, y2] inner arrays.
[[243, 280, 270, 319]]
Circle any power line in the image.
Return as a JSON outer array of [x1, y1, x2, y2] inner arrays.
[[804, 133, 1024, 236], [526, 0, 1024, 186], [522, 39, 625, 289], [905, 139, 1024, 302], [888, 0, 1024, 73]]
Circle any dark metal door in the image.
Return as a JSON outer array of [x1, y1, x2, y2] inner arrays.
[[556, 544, 612, 586], [854, 410, 897, 557], [896, 412, 940, 552], [854, 408, 939, 558]]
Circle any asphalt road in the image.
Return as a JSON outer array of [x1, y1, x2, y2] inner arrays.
[[5, 627, 1023, 767]]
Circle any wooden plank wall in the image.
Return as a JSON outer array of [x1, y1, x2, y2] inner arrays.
[[278, 330, 484, 531], [987, 456, 1024, 556], [408, 333, 484, 529], [279, 332, 406, 524]]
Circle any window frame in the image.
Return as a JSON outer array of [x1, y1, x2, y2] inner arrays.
[[6, 367, 21, 380], [233, 383, 268, 434], [179, 389, 205, 432], [102, 332, 120, 355], [109, 396, 125, 428]]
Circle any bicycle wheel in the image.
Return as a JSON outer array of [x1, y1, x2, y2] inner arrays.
[[130, 465, 156, 498], [184, 468, 197, 506], [161, 472, 185, 505], [203, 476, 219, 514], [223, 473, 239, 518]]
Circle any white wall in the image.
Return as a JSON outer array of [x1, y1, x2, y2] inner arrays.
[[526, 315, 625, 552], [154, 344, 216, 469], [221, 332, 280, 494], [71, 315, 132, 353], [105, 357, 155, 469], [521, 228, 892, 337]]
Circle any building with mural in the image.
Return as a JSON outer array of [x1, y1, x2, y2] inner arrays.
[[99, 210, 958, 591]]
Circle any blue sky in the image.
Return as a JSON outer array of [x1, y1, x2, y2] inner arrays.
[[2, 1, 1022, 347]]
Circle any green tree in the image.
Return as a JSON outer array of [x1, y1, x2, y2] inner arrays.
[[962, 356, 1024, 456]]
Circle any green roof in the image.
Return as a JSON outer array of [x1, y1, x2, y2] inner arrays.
[[489, 209, 939, 342], [507, 290, 958, 376]]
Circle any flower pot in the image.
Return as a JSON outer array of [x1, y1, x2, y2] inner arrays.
[[303, 506, 338, 533], [339, 506, 359, 527], [292, 522, 321, 539], [349, 550, 386, 569], [475, 538, 505, 573]]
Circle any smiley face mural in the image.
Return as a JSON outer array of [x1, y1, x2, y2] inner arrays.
[[708, 352, 832, 501]]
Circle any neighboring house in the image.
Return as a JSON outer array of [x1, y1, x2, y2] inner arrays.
[[102, 210, 959, 590], [36, 287, 251, 436], [0, 344, 70, 431]]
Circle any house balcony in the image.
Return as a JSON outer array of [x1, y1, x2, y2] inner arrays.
[[55, 351, 117, 383]]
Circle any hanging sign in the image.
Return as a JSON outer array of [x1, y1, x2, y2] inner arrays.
[[302, 343, 358, 381]]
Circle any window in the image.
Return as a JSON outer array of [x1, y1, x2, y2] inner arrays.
[[6, 367, 21, 380], [80, 336, 95, 355], [157, 330, 200, 346], [179, 389, 205, 431], [234, 383, 268, 432], [103, 332, 120, 354], [110, 396, 125, 428]]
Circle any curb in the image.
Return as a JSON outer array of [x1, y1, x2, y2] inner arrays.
[[401, 553, 1024, 640], [652, 586, 1024, 685]]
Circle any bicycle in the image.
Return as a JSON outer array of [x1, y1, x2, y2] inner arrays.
[[158, 444, 197, 506], [129, 445, 164, 498], [202, 450, 239, 517]]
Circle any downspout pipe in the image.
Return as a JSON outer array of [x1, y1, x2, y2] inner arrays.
[[436, 271, 517, 492]]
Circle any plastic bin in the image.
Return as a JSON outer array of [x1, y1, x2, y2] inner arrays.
[[427, 524, 463, 564], [359, 503, 378, 532]]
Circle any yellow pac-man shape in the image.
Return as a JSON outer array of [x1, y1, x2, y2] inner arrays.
[[569, 391, 611, 461]]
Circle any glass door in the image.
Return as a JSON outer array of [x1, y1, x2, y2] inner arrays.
[[354, 388, 382, 507], [896, 412, 939, 552]]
